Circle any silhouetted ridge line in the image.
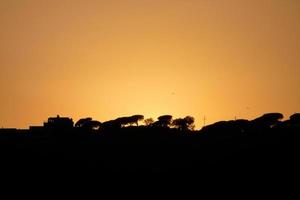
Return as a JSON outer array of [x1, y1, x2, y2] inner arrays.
[[0, 112, 299, 175]]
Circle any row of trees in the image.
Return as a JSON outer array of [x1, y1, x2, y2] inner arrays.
[[74, 115, 195, 131], [65, 113, 300, 132], [201, 113, 300, 135]]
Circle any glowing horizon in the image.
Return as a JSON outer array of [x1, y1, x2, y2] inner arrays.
[[0, 0, 299, 128]]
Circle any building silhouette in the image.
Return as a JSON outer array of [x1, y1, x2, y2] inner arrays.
[[43, 115, 74, 130]]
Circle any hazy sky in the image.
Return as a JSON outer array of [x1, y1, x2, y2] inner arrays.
[[1, 0, 299, 128]]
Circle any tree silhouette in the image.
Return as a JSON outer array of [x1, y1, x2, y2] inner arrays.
[[153, 115, 173, 128], [290, 113, 300, 124], [130, 115, 144, 126], [75, 118, 101, 130], [172, 116, 195, 131], [115, 117, 130, 127], [144, 118, 154, 126], [82, 120, 102, 130], [114, 115, 144, 127], [102, 119, 122, 130], [252, 113, 284, 128], [75, 118, 92, 128]]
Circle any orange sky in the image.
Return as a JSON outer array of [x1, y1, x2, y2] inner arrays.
[[1, 0, 299, 129]]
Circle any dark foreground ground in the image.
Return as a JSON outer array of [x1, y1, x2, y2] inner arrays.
[[0, 124, 299, 196], [0, 126, 299, 171], [0, 123, 300, 195]]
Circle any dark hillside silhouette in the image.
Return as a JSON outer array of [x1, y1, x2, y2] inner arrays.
[[1, 112, 300, 182]]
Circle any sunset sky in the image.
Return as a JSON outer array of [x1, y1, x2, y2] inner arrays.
[[1, 0, 299, 128]]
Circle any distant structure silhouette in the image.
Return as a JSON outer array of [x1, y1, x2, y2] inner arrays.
[[44, 115, 74, 130]]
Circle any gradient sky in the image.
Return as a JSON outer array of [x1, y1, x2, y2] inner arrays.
[[1, 0, 299, 128]]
